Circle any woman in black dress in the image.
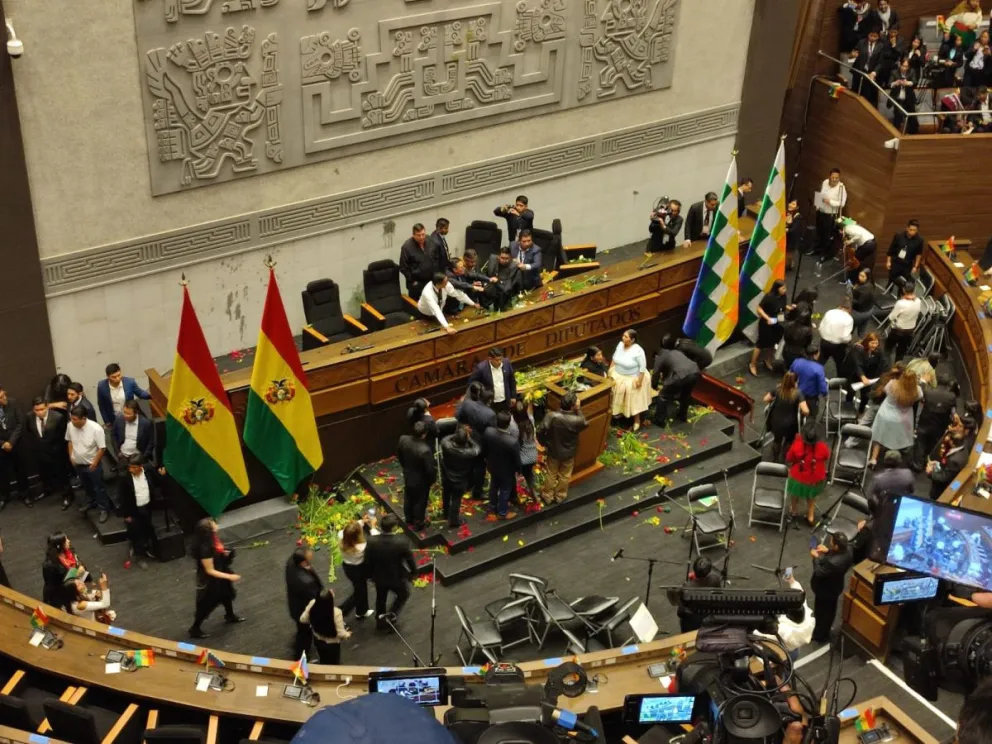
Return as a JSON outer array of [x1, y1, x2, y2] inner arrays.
[[407, 398, 438, 452], [749, 280, 792, 377], [41, 532, 83, 611], [188, 518, 244, 639], [782, 307, 814, 371], [850, 268, 875, 337], [762, 371, 810, 461], [906, 34, 927, 78], [845, 332, 888, 414], [580, 346, 608, 379]]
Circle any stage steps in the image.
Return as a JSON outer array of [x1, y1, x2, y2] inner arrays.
[[432, 438, 761, 585]]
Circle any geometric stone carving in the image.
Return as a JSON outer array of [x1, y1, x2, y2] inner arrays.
[[134, 0, 681, 195], [44, 102, 736, 296]]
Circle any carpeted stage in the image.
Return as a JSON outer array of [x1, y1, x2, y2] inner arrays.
[[0, 243, 967, 739]]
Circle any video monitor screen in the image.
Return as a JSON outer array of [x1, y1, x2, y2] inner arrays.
[[373, 675, 444, 706], [874, 574, 941, 605], [885, 495, 992, 591], [638, 695, 697, 724]]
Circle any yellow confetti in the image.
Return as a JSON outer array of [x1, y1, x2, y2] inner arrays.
[[518, 540, 525, 546], [647, 516, 661, 526], [373, 477, 385, 485], [503, 535, 509, 542], [653, 475, 668, 484]]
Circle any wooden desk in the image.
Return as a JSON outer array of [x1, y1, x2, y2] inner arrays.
[[0, 585, 696, 725], [838, 696, 941, 744], [841, 560, 905, 662], [147, 219, 755, 493], [923, 243, 992, 514]]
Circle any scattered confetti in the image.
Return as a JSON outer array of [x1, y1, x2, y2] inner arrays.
[[503, 535, 509, 542], [749, 535, 757, 543], [518, 540, 525, 546]]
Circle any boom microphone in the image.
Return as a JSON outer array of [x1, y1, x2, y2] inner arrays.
[[611, 548, 624, 562]]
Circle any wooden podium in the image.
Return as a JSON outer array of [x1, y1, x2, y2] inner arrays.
[[544, 371, 613, 485]]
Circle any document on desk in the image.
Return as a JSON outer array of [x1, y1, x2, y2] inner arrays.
[[195, 675, 212, 692], [256, 685, 269, 697], [29, 631, 44, 647], [954, 262, 965, 268], [105, 662, 121, 674]]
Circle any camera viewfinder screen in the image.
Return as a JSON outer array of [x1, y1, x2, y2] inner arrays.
[[886, 496, 992, 591], [639, 695, 696, 724], [879, 576, 940, 605], [375, 676, 442, 706]]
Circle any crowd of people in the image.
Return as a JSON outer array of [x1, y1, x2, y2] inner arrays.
[[840, 0, 992, 133]]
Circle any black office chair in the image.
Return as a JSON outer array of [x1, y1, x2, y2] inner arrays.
[[436, 417, 458, 439], [531, 227, 556, 272], [0, 693, 39, 731], [551, 218, 600, 278], [300, 279, 368, 351], [42, 699, 125, 744], [465, 220, 502, 267], [361, 260, 416, 331], [144, 725, 206, 743]]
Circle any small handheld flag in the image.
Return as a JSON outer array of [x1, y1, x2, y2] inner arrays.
[[290, 651, 310, 684], [129, 649, 155, 668], [828, 83, 845, 99], [196, 649, 225, 669], [964, 262, 981, 285], [31, 607, 49, 630], [940, 236, 957, 259], [936, 15, 948, 33]]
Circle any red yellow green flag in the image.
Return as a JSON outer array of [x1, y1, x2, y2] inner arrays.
[[243, 269, 323, 494], [164, 287, 249, 517]]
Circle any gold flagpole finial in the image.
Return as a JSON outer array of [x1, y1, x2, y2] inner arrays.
[[731, 148, 740, 157], [179, 273, 188, 287], [780, 134, 788, 142], [264, 255, 276, 269]]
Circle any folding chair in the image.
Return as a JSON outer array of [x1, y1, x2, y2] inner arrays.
[[748, 462, 789, 531], [569, 596, 620, 623], [508, 573, 550, 601], [830, 424, 873, 489], [816, 490, 871, 542], [585, 597, 640, 649], [528, 583, 588, 655], [454, 606, 501, 665], [672, 483, 733, 554], [825, 377, 858, 439], [484, 596, 537, 653]]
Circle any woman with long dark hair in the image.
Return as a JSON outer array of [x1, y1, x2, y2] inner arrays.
[[850, 268, 875, 337], [781, 306, 814, 371], [608, 328, 653, 431], [512, 401, 537, 498], [42, 532, 82, 611], [188, 518, 243, 639], [45, 374, 72, 411], [749, 279, 791, 376], [407, 398, 438, 452], [762, 372, 810, 462], [580, 346, 608, 379], [845, 332, 888, 414], [786, 424, 831, 526], [300, 589, 351, 664]]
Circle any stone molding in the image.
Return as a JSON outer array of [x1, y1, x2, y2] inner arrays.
[[41, 102, 738, 297]]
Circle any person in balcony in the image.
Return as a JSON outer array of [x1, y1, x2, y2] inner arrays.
[[946, 0, 985, 48], [889, 58, 919, 133]]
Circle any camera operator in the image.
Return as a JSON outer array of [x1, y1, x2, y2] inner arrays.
[[810, 531, 853, 643], [647, 198, 683, 253], [959, 678, 992, 744]]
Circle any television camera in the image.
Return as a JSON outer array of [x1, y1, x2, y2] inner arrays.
[[651, 196, 674, 221]]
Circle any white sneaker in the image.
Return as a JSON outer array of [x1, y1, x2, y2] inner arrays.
[[360, 609, 375, 618]]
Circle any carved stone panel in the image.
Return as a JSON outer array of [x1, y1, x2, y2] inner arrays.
[[133, 0, 681, 195]]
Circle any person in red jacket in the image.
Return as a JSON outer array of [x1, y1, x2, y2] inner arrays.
[[786, 424, 831, 526]]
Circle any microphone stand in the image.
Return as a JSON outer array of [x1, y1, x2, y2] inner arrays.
[[613, 552, 686, 606], [379, 613, 428, 668], [428, 557, 441, 666], [752, 513, 796, 586]]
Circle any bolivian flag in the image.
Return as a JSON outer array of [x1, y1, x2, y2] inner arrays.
[[243, 269, 323, 494], [165, 288, 250, 516]]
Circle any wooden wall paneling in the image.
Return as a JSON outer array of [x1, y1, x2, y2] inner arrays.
[[495, 307, 555, 340], [433, 321, 497, 356], [882, 135, 992, 247], [606, 273, 662, 307], [552, 288, 611, 324], [657, 258, 703, 289], [368, 339, 436, 376], [310, 380, 370, 418], [303, 356, 370, 389]]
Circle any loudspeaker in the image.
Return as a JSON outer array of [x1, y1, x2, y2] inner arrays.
[[902, 636, 939, 701], [155, 527, 186, 562]]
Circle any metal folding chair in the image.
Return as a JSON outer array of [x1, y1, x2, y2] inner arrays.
[[826, 377, 858, 438], [830, 423, 872, 489], [748, 462, 789, 531], [454, 605, 501, 665], [673, 483, 734, 554]]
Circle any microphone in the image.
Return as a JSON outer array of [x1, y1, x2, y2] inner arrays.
[[611, 548, 624, 562], [542, 703, 599, 738]]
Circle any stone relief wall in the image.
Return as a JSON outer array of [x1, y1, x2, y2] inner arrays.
[[134, 0, 680, 195]]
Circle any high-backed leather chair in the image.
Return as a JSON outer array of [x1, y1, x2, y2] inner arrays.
[[465, 220, 502, 267], [300, 279, 368, 351], [531, 226, 556, 273], [0, 693, 38, 731], [144, 726, 207, 743], [42, 698, 140, 744], [550, 218, 601, 278], [360, 260, 417, 331]]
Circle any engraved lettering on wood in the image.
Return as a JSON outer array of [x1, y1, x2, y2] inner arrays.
[[133, 0, 681, 195]]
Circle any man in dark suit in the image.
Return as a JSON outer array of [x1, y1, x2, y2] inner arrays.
[[440, 425, 480, 528], [117, 453, 163, 565], [397, 421, 436, 531], [469, 348, 517, 413], [912, 374, 957, 471], [428, 218, 452, 273], [456, 382, 497, 501], [66, 382, 97, 422], [682, 192, 719, 247], [398, 223, 436, 300], [112, 400, 155, 466], [493, 194, 534, 243], [365, 514, 417, 629], [285, 546, 323, 660], [647, 199, 684, 252], [0, 387, 30, 511], [851, 27, 884, 106], [483, 412, 521, 522], [737, 177, 754, 218], [482, 248, 524, 310], [97, 363, 151, 428], [509, 229, 543, 290], [28, 397, 69, 506], [927, 430, 969, 501]]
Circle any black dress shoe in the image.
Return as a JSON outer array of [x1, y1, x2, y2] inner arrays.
[[188, 627, 210, 639], [0, 500, 6, 512], [21, 497, 33, 508], [224, 615, 246, 624], [77, 501, 94, 513], [61, 500, 72, 511], [98, 510, 109, 524]]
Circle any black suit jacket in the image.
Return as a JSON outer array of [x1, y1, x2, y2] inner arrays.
[[116, 464, 163, 519], [399, 238, 436, 287], [397, 434, 436, 489], [683, 201, 715, 243], [428, 231, 452, 272], [0, 398, 24, 447], [27, 409, 67, 459], [647, 214, 684, 252], [483, 257, 523, 297], [853, 38, 884, 76], [493, 206, 534, 243], [456, 398, 497, 445], [285, 558, 324, 620], [483, 426, 521, 480], [468, 360, 517, 403], [365, 533, 417, 587], [112, 415, 155, 463]]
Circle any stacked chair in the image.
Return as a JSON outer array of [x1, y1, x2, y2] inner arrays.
[[300, 279, 368, 351]]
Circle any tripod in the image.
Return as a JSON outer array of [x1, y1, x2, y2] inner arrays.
[[752, 515, 797, 587]]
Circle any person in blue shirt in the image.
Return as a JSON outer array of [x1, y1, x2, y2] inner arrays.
[[789, 345, 828, 419]]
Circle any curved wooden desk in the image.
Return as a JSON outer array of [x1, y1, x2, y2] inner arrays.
[[0, 586, 695, 726], [923, 242, 992, 514]]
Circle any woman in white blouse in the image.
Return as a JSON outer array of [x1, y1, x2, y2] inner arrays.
[[608, 328, 654, 431], [337, 518, 379, 619], [300, 589, 351, 665], [71, 572, 115, 623]]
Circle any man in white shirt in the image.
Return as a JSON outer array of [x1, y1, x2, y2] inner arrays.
[[417, 272, 480, 335], [886, 281, 922, 360], [818, 299, 855, 376], [66, 405, 112, 523], [814, 168, 847, 260], [119, 453, 163, 564], [842, 221, 877, 283]]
